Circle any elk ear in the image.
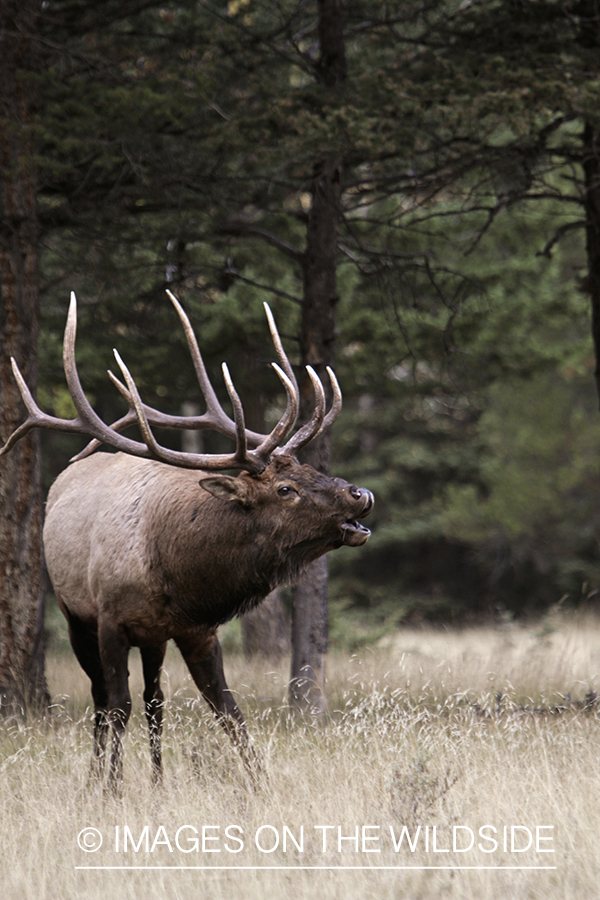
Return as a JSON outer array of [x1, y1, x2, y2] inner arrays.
[[198, 475, 254, 506]]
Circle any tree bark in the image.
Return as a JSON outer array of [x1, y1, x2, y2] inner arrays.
[[289, 0, 346, 713], [0, 1, 48, 715], [582, 122, 600, 407], [242, 589, 290, 658]]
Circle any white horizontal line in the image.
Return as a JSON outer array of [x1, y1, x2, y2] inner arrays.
[[75, 865, 557, 871]]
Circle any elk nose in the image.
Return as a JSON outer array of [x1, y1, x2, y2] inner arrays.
[[349, 486, 374, 516]]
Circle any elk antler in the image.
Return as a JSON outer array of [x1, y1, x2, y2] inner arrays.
[[0, 291, 341, 473], [72, 292, 301, 467]]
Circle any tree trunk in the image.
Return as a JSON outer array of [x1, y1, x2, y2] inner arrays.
[[582, 122, 600, 407], [289, 0, 347, 713], [242, 589, 290, 658], [0, 1, 48, 715]]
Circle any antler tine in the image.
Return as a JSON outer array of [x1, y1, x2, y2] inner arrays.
[[221, 363, 250, 465], [62, 292, 101, 433], [60, 295, 158, 458], [315, 366, 342, 438], [112, 350, 164, 457], [0, 358, 70, 457], [220, 360, 303, 470], [1, 295, 157, 462], [252, 362, 299, 462], [263, 302, 299, 399], [108, 368, 133, 401], [166, 289, 234, 430], [279, 366, 327, 456]]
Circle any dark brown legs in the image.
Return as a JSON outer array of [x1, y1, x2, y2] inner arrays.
[[64, 610, 259, 789], [97, 620, 132, 792], [175, 628, 263, 782], [65, 608, 165, 791], [64, 611, 110, 781], [141, 643, 167, 784]]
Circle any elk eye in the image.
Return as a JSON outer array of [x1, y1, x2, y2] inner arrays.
[[277, 485, 295, 497]]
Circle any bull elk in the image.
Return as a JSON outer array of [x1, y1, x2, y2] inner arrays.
[[0, 291, 373, 791]]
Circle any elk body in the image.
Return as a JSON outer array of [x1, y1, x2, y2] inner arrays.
[[1, 292, 373, 790]]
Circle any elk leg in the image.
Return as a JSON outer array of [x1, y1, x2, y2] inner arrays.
[[97, 620, 131, 793], [140, 643, 167, 785], [174, 630, 263, 782], [62, 607, 109, 779]]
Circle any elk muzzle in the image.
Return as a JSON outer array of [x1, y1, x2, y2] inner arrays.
[[341, 487, 374, 546]]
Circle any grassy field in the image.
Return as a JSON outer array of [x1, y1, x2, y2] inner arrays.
[[2, 609, 600, 899]]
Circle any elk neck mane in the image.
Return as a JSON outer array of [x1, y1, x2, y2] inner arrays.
[[144, 457, 328, 628]]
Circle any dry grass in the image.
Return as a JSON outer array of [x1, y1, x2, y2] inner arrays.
[[3, 609, 600, 899]]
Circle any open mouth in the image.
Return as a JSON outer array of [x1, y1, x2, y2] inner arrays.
[[341, 519, 371, 546], [340, 489, 374, 546]]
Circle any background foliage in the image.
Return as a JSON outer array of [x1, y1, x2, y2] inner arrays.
[[21, 0, 600, 643]]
